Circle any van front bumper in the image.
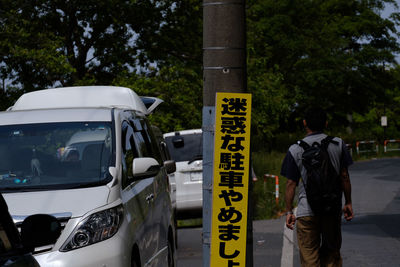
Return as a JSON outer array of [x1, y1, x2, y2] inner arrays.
[[34, 232, 131, 267]]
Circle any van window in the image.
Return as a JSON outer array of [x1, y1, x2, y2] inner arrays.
[[165, 133, 202, 162], [121, 121, 138, 186], [150, 125, 170, 162], [121, 119, 162, 188], [131, 119, 162, 163], [142, 119, 162, 163], [0, 122, 113, 192]]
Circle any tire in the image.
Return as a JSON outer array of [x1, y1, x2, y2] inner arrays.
[[131, 249, 141, 267], [132, 260, 139, 267], [167, 236, 175, 267]]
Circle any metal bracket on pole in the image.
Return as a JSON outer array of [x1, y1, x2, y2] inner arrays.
[[203, 46, 244, 50], [203, 47, 246, 72], [203, 1, 244, 6], [203, 183, 213, 192], [202, 124, 215, 133], [203, 66, 244, 70], [203, 236, 211, 245]]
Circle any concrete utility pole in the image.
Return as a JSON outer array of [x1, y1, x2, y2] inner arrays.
[[202, 0, 250, 266]]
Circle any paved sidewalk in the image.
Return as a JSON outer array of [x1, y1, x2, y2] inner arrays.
[[253, 217, 300, 267], [179, 215, 400, 267], [177, 217, 298, 267]]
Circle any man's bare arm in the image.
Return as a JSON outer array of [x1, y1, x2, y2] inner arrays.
[[341, 167, 353, 221], [285, 179, 297, 229]]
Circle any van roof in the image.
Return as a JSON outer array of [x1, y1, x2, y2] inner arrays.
[[9, 86, 148, 114], [0, 108, 113, 126]]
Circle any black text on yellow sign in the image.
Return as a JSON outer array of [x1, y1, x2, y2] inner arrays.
[[210, 92, 252, 267]]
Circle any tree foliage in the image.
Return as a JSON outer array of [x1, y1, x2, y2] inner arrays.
[[247, 0, 400, 141], [350, 66, 400, 142], [114, 64, 203, 132], [135, 0, 202, 69], [1, 0, 400, 145], [0, 0, 196, 89]]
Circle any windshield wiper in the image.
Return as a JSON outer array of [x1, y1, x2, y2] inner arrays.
[[188, 155, 203, 164], [67, 183, 98, 189], [67, 179, 111, 189], [0, 187, 46, 193], [0, 187, 21, 192]]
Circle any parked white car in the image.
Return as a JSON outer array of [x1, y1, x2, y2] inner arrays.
[[163, 129, 202, 219], [0, 86, 176, 267]]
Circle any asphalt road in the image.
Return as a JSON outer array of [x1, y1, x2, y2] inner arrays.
[[177, 158, 400, 267], [341, 158, 400, 266]]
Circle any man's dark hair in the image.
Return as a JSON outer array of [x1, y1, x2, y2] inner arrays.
[[304, 107, 327, 132]]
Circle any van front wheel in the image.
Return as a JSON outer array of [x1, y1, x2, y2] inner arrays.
[[131, 256, 140, 267], [131, 247, 141, 267], [168, 235, 175, 267]]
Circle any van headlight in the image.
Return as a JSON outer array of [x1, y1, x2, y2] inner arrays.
[[60, 205, 123, 251]]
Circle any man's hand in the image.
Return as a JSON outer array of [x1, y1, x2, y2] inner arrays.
[[286, 213, 296, 230], [341, 167, 353, 221], [285, 179, 297, 230], [343, 203, 353, 221]]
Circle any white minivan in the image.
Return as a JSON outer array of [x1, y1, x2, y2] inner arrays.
[[0, 86, 176, 267], [163, 129, 202, 219]]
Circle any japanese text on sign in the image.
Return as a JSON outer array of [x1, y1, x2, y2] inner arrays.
[[210, 93, 252, 267]]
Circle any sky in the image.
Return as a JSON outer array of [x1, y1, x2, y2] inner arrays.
[[384, 1, 400, 17], [383, 1, 400, 62]]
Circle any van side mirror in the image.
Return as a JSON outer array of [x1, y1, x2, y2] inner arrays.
[[164, 160, 176, 174], [20, 214, 61, 252], [132, 157, 161, 180]]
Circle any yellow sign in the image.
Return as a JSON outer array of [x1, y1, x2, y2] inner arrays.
[[210, 92, 252, 267]]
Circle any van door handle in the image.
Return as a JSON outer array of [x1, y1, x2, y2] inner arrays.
[[146, 194, 154, 203]]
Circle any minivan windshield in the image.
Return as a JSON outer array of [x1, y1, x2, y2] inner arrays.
[[165, 133, 202, 163], [0, 122, 113, 192]]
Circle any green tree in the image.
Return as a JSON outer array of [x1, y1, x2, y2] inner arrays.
[[113, 0, 203, 133], [114, 64, 203, 132], [2, 0, 400, 141], [247, 0, 400, 140], [0, 0, 204, 131], [135, 0, 202, 70], [0, 0, 192, 90]]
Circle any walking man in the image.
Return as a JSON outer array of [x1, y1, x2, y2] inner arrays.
[[281, 107, 354, 267]]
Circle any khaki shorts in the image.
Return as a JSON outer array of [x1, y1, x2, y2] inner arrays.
[[296, 215, 342, 267]]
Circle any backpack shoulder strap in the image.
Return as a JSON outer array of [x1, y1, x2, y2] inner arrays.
[[321, 135, 339, 149], [297, 140, 310, 150]]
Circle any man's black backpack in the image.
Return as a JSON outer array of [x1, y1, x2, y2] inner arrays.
[[298, 136, 342, 215]]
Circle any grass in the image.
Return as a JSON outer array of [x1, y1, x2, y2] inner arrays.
[[177, 218, 203, 228], [251, 151, 287, 220], [351, 142, 400, 161]]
